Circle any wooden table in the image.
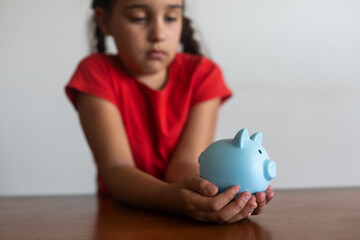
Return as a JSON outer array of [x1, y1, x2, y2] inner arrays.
[[1, 188, 359, 240]]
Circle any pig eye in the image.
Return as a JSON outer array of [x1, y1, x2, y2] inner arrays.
[[258, 149, 262, 154]]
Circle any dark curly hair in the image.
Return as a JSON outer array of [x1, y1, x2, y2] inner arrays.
[[90, 0, 202, 55]]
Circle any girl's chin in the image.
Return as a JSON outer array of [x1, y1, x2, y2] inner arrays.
[[141, 62, 168, 74]]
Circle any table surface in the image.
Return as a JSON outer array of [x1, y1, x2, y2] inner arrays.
[[1, 187, 359, 240]]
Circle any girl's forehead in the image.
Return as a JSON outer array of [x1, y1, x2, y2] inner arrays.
[[117, 0, 183, 8]]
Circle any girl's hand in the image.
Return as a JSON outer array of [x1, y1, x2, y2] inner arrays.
[[251, 185, 274, 215], [170, 174, 258, 224]]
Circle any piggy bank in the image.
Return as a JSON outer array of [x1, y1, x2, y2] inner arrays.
[[198, 129, 276, 195]]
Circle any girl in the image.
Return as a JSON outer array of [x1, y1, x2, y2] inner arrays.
[[65, 0, 274, 224]]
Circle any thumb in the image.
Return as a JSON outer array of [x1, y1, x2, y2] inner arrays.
[[183, 174, 218, 197]]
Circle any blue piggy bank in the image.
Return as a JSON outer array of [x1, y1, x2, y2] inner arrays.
[[199, 129, 276, 195]]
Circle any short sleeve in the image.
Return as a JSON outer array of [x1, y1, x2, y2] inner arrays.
[[190, 58, 232, 106], [65, 54, 118, 109]]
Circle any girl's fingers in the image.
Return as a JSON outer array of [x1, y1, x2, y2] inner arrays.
[[226, 195, 257, 224], [252, 186, 274, 215], [252, 192, 266, 215], [211, 191, 253, 223], [189, 185, 241, 212], [181, 175, 240, 213], [197, 192, 255, 224], [183, 174, 218, 197], [265, 185, 274, 203]]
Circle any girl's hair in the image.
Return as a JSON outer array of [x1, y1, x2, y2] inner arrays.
[[90, 0, 202, 55]]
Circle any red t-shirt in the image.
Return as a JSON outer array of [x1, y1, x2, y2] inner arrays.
[[65, 52, 232, 194]]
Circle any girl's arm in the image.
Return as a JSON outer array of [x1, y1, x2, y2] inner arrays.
[[76, 92, 174, 211], [76, 92, 267, 223], [165, 98, 221, 183]]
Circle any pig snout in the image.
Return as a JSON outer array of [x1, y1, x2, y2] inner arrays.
[[263, 159, 276, 181]]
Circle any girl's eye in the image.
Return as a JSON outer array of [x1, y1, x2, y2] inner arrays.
[[165, 16, 177, 22], [259, 149, 262, 154], [130, 17, 147, 23]]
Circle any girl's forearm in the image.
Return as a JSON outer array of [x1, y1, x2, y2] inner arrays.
[[102, 165, 175, 212]]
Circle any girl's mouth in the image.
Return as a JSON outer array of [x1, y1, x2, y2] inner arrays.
[[147, 50, 166, 59]]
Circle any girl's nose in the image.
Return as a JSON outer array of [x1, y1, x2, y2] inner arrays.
[[148, 18, 166, 42]]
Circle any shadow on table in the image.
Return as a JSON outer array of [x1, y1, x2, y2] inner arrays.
[[92, 195, 272, 240]]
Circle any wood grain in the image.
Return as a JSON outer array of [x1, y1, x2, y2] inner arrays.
[[1, 188, 359, 240]]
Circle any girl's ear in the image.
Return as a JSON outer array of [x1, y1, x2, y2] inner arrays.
[[95, 7, 111, 35]]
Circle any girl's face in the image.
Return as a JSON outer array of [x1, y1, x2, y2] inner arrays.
[[102, 0, 183, 77]]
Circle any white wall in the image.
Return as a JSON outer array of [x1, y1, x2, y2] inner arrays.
[[1, 0, 359, 196]]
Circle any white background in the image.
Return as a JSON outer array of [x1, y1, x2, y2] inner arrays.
[[1, 0, 359, 196]]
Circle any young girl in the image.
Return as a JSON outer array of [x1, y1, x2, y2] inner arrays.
[[65, 0, 274, 224]]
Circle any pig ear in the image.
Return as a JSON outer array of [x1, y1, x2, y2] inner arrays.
[[233, 129, 249, 148], [250, 132, 263, 145]]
